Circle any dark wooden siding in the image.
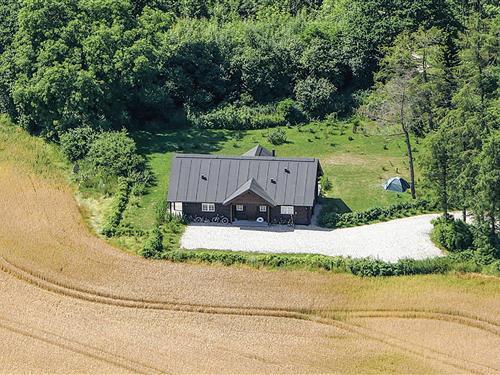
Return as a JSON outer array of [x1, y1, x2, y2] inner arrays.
[[182, 203, 231, 220], [269, 206, 311, 225], [172, 202, 313, 225]]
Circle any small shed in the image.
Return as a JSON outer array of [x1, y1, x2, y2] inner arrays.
[[384, 177, 410, 192]]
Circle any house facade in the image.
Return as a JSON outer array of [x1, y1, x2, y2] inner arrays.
[[167, 145, 323, 225]]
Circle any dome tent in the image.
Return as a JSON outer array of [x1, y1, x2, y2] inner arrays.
[[384, 177, 410, 193]]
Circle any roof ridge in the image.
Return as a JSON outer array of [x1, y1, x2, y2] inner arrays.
[[174, 153, 317, 162]]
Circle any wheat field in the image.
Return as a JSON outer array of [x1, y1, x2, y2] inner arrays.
[[0, 150, 499, 373]]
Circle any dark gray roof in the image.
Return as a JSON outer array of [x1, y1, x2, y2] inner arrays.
[[223, 178, 276, 206], [242, 145, 273, 157], [167, 154, 322, 206]]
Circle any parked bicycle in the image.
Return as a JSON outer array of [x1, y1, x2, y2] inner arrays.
[[212, 214, 230, 224]]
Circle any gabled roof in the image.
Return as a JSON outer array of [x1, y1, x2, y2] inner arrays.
[[167, 154, 323, 206], [223, 178, 276, 206], [242, 145, 273, 157]]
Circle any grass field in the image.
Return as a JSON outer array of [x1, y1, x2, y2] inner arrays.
[[124, 119, 418, 230], [0, 125, 499, 372]]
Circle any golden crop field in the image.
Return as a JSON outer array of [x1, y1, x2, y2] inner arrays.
[[0, 125, 499, 374]]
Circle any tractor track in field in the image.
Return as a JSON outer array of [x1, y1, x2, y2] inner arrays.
[[1, 165, 499, 374], [0, 316, 167, 374], [2, 254, 499, 375], [2, 255, 499, 335]]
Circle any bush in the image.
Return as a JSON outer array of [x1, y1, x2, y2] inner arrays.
[[155, 198, 168, 226], [267, 128, 288, 145], [294, 76, 337, 118], [193, 104, 285, 130], [102, 178, 131, 237], [318, 200, 434, 228], [276, 99, 307, 125], [140, 226, 164, 259], [86, 130, 145, 178], [321, 175, 332, 191], [60, 127, 97, 162], [431, 216, 474, 252]]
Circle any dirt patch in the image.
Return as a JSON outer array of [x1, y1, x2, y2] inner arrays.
[[0, 162, 499, 373], [322, 153, 402, 167]]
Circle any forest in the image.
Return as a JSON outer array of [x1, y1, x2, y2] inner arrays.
[[0, 0, 498, 263]]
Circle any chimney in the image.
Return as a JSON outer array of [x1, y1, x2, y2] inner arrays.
[[272, 150, 276, 157]]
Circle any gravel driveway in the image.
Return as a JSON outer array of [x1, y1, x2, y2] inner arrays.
[[181, 214, 444, 262]]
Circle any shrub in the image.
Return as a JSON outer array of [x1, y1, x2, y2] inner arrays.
[[276, 99, 306, 125], [140, 226, 164, 259], [267, 128, 287, 145], [102, 178, 131, 237], [294, 76, 337, 118], [482, 260, 500, 276], [86, 130, 145, 178], [431, 216, 474, 252], [320, 175, 332, 191], [60, 127, 97, 162], [193, 104, 285, 130], [155, 198, 168, 226]]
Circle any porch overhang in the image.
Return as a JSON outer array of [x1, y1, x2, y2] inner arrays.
[[222, 178, 276, 207]]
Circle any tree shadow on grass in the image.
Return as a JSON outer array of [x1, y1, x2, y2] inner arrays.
[[130, 127, 236, 199], [132, 127, 234, 156], [320, 196, 352, 214]]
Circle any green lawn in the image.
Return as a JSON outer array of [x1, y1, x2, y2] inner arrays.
[[122, 120, 419, 230]]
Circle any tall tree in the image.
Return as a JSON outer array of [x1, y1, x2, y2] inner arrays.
[[473, 131, 500, 241], [361, 32, 421, 198], [411, 27, 454, 133], [421, 125, 459, 215], [436, 6, 498, 220]]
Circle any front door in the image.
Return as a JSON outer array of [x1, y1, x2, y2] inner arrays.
[[234, 205, 266, 222]]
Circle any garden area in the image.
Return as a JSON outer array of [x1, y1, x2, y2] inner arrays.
[[121, 119, 416, 232]]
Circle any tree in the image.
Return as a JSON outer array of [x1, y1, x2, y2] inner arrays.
[[276, 98, 306, 124], [60, 127, 98, 162], [86, 130, 145, 177], [473, 131, 499, 241], [294, 76, 337, 118], [361, 32, 420, 198], [434, 6, 499, 220], [421, 127, 455, 214], [0, 0, 20, 54], [411, 27, 453, 133]]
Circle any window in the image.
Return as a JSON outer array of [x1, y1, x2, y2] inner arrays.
[[259, 205, 267, 212], [280, 206, 294, 215], [201, 203, 215, 212], [173, 202, 183, 211], [236, 205, 244, 211]]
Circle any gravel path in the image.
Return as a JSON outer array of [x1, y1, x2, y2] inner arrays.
[[181, 214, 444, 262]]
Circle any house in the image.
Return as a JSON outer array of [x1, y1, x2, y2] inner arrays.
[[167, 145, 323, 225]]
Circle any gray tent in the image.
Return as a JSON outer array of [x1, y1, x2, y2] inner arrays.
[[384, 177, 410, 192]]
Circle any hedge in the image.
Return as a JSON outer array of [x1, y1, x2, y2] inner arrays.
[[160, 249, 499, 277], [318, 199, 434, 229], [192, 104, 286, 130], [101, 178, 131, 237], [140, 226, 164, 259]]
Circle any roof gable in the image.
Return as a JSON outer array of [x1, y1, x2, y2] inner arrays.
[[223, 178, 276, 206], [242, 145, 273, 157]]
